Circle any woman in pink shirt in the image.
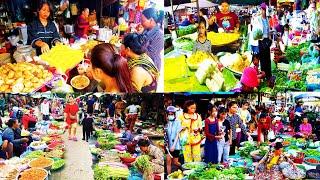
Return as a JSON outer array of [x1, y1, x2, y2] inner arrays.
[[299, 117, 312, 137]]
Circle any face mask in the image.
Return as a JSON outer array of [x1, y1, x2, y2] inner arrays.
[[168, 115, 175, 121]]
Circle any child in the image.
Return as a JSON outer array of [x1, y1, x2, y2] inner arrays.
[[193, 20, 212, 53], [115, 113, 124, 129], [82, 113, 94, 142], [272, 116, 284, 135], [252, 54, 266, 80]]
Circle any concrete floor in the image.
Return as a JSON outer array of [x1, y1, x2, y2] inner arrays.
[[50, 124, 94, 180]]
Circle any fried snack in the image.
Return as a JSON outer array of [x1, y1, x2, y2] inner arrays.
[[70, 75, 90, 90], [40, 44, 84, 73], [29, 157, 54, 169], [0, 62, 53, 93], [19, 168, 47, 180]]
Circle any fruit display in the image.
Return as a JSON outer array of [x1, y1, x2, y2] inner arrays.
[[0, 62, 53, 93], [207, 32, 240, 46], [186, 51, 218, 70], [219, 52, 251, 74], [168, 170, 183, 179], [40, 44, 84, 73]]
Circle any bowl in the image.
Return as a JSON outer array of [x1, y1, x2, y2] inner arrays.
[[28, 157, 54, 170], [16, 168, 48, 180], [120, 156, 136, 164], [70, 75, 90, 90]]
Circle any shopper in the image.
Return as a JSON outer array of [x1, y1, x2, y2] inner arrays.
[[0, 94, 5, 117], [217, 107, 232, 163], [106, 100, 116, 118], [238, 101, 251, 125], [93, 99, 100, 115], [86, 95, 95, 114], [40, 98, 50, 121], [123, 33, 159, 93], [82, 113, 93, 142], [64, 95, 79, 141], [2, 119, 29, 156], [28, 1, 61, 55], [138, 138, 164, 179], [179, 100, 202, 163], [204, 104, 219, 164], [214, 0, 240, 32], [141, 8, 164, 71], [75, 7, 90, 39], [226, 101, 251, 155], [125, 102, 140, 132], [90, 43, 135, 93], [165, 106, 182, 175], [193, 20, 211, 53], [257, 3, 272, 82]]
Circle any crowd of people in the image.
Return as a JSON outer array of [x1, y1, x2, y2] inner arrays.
[[164, 97, 320, 175]]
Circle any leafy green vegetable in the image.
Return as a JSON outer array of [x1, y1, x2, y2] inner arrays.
[[176, 25, 197, 37], [239, 143, 257, 158], [24, 150, 45, 159], [304, 149, 320, 157], [94, 165, 129, 180], [188, 166, 245, 180], [222, 68, 238, 91], [285, 42, 311, 63], [52, 159, 65, 171], [97, 136, 119, 150], [253, 29, 263, 40], [119, 153, 132, 158], [134, 155, 153, 179]]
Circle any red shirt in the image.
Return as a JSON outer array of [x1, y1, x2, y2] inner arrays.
[[257, 122, 270, 142], [64, 103, 79, 124], [75, 15, 89, 38], [22, 114, 37, 129], [215, 12, 239, 31]]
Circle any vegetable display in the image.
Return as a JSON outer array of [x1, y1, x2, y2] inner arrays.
[[134, 155, 153, 178], [93, 165, 129, 180], [24, 150, 45, 159], [119, 153, 132, 158], [188, 166, 245, 180], [176, 25, 197, 37], [239, 142, 257, 158], [195, 60, 224, 92], [97, 137, 119, 150], [168, 170, 183, 179], [304, 149, 320, 157], [219, 52, 251, 74], [52, 159, 65, 171], [186, 51, 217, 70], [173, 37, 194, 51]]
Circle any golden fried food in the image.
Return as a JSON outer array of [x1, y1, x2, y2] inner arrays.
[[0, 62, 53, 93], [29, 157, 54, 169], [19, 168, 47, 180], [70, 75, 90, 90]]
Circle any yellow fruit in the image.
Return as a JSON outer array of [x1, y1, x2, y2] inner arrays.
[[207, 32, 240, 46]]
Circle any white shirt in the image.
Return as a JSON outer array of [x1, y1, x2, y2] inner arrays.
[[41, 102, 50, 115], [94, 102, 100, 110], [127, 105, 139, 114]]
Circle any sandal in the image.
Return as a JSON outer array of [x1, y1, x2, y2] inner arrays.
[[73, 137, 78, 141]]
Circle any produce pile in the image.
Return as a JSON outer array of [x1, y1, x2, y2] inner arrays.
[[93, 164, 130, 180], [134, 155, 153, 179], [195, 60, 224, 92], [96, 131, 119, 150], [188, 165, 245, 180], [186, 51, 218, 70], [207, 32, 240, 46], [18, 168, 48, 180], [40, 44, 84, 73], [176, 25, 197, 37], [173, 37, 194, 51], [219, 52, 251, 74], [0, 62, 53, 93]]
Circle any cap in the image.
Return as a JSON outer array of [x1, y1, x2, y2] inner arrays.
[[166, 106, 176, 113], [240, 67, 259, 88]]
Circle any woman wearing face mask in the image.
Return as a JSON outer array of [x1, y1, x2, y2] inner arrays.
[[179, 100, 202, 163], [90, 43, 135, 93], [204, 104, 219, 164], [165, 106, 182, 175], [28, 1, 61, 55]]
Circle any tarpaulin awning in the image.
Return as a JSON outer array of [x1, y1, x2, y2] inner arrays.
[[165, 0, 217, 12], [213, 0, 264, 5]]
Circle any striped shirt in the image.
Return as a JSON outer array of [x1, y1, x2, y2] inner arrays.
[[193, 39, 212, 53], [144, 26, 164, 71], [226, 113, 247, 140], [28, 19, 60, 55]]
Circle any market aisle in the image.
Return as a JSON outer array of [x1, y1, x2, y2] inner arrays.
[[50, 124, 94, 180]]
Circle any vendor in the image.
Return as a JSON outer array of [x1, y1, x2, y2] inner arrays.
[[75, 8, 90, 39], [299, 116, 312, 138], [2, 119, 29, 156], [90, 43, 136, 93], [233, 67, 259, 93], [0, 131, 13, 159], [21, 109, 37, 130], [123, 33, 159, 93], [178, 100, 202, 163], [141, 8, 164, 71], [214, 0, 240, 32], [255, 142, 296, 179], [272, 116, 284, 135], [27, 1, 61, 55], [165, 106, 182, 175], [252, 54, 266, 80], [138, 138, 164, 178], [193, 20, 211, 53]]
